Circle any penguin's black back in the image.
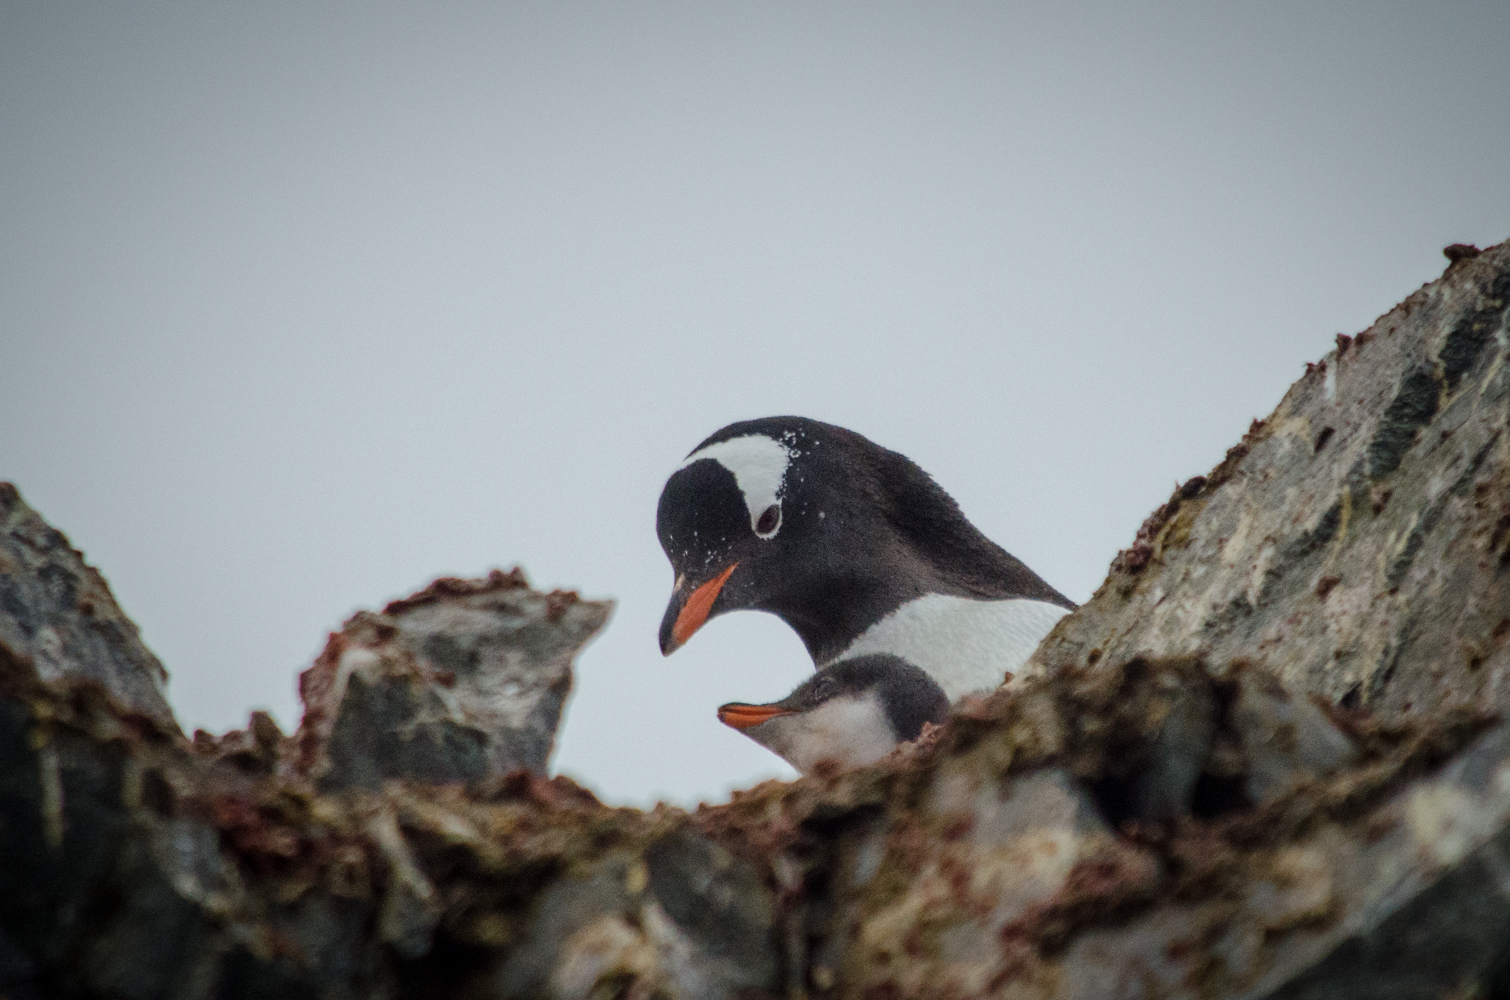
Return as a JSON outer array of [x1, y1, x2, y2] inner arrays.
[[692, 416, 1075, 610], [865, 437, 1073, 608]]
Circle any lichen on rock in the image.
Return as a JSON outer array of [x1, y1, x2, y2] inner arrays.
[[294, 568, 612, 791], [0, 483, 176, 730], [2, 239, 1510, 998]]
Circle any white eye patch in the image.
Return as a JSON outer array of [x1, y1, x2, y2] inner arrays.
[[680, 433, 793, 538]]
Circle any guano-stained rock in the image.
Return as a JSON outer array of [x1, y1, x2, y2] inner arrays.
[[296, 570, 612, 791], [0, 240, 1507, 999], [489, 828, 778, 1000], [1022, 244, 1510, 721], [0, 483, 176, 731]]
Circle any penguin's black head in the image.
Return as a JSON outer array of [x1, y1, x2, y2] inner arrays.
[[655, 416, 863, 656]]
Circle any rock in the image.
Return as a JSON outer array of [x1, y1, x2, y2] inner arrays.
[[1046, 722, 1510, 1000], [369, 804, 441, 958], [296, 569, 612, 791], [1114, 663, 1217, 822], [1, 241, 1509, 998], [0, 690, 267, 999], [489, 828, 778, 1000], [1025, 243, 1510, 720], [1229, 667, 1358, 803], [0, 483, 176, 730], [0, 614, 629, 999], [191, 709, 290, 776], [838, 766, 1156, 997]]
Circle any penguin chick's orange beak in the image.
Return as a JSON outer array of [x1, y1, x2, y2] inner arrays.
[[717, 702, 794, 731], [667, 562, 738, 652]]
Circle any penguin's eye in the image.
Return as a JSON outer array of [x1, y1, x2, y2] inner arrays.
[[755, 504, 781, 537], [810, 676, 834, 700]]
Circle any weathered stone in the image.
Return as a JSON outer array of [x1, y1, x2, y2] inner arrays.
[[0, 623, 634, 1000], [837, 766, 1148, 997], [296, 570, 612, 791], [1119, 666, 1217, 821], [192, 709, 290, 776], [0, 552, 621, 999], [0, 242, 1508, 999], [0, 680, 247, 999], [369, 805, 441, 959], [489, 828, 779, 1000], [1041, 723, 1510, 1000], [1023, 244, 1510, 721], [1230, 668, 1358, 803], [0, 483, 176, 730]]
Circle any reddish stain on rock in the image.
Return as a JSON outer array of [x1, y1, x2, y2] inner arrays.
[[382, 567, 530, 615]]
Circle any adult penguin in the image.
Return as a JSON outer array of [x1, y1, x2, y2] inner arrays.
[[656, 416, 1074, 700]]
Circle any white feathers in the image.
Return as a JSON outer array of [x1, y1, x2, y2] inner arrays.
[[680, 433, 794, 537], [834, 594, 1069, 701], [746, 692, 898, 774]]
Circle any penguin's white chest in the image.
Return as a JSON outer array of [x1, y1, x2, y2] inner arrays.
[[832, 594, 1069, 701]]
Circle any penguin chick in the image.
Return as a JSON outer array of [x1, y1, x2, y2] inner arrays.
[[717, 654, 950, 774]]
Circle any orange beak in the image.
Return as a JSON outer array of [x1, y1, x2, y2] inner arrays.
[[663, 562, 738, 653], [717, 702, 794, 731]]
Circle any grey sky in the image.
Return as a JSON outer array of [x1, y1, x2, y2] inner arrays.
[[3, 2, 1508, 805]]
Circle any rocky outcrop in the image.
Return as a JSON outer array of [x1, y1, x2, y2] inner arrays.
[[731, 657, 1495, 999], [0, 648, 767, 998], [294, 570, 611, 791], [0, 240, 1505, 999], [1026, 242, 1510, 721], [0, 484, 176, 731]]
